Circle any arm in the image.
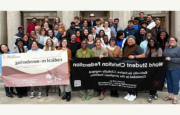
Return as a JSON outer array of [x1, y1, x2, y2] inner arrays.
[[103, 49, 108, 57], [169, 50, 180, 63], [118, 47, 122, 57], [158, 48, 163, 57]]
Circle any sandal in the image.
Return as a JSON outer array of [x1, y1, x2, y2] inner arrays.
[[164, 96, 172, 101], [172, 99, 178, 104], [6, 93, 13, 98]]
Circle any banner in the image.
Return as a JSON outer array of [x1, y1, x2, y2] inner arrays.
[[2, 51, 69, 87], [70, 57, 167, 91]]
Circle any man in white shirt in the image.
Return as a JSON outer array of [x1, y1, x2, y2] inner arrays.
[[146, 14, 156, 30]]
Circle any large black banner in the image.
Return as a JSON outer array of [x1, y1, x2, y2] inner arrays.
[[70, 57, 167, 91]]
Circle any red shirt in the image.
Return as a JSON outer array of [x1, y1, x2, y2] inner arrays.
[[26, 23, 36, 36], [76, 38, 81, 43]]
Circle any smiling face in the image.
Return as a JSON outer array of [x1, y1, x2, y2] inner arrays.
[[140, 28, 146, 35], [81, 41, 87, 49], [160, 32, 166, 41], [71, 34, 76, 42], [62, 39, 67, 47], [19, 28, 24, 33], [48, 30, 53, 37], [76, 31, 80, 38], [17, 41, 23, 48], [103, 36, 108, 43], [56, 18, 59, 23], [31, 31, 36, 37], [47, 39, 52, 46], [149, 39, 155, 47], [99, 31, 104, 37], [84, 29, 88, 36], [146, 33, 152, 41], [1, 45, 8, 53], [110, 40, 116, 46], [23, 35, 28, 42], [31, 42, 38, 50], [169, 37, 177, 46], [88, 34, 93, 42], [104, 21, 109, 27], [95, 39, 101, 48], [127, 38, 135, 46], [83, 20, 88, 27]]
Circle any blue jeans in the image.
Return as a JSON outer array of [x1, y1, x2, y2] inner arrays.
[[4, 86, 14, 94], [166, 70, 180, 95]]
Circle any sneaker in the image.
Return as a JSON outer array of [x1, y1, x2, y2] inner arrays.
[[81, 97, 86, 101], [164, 84, 167, 88], [127, 95, 136, 101], [124, 93, 130, 100], [153, 94, 158, 100], [86, 97, 90, 100], [38, 92, 43, 99], [6, 93, 13, 98], [10, 91, 17, 96], [30, 92, 35, 99], [148, 95, 153, 103]]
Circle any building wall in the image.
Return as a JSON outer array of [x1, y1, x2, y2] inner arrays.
[[0, 11, 7, 44]]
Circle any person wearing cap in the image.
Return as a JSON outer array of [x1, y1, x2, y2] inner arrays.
[[124, 20, 138, 38], [146, 14, 156, 30], [110, 18, 123, 37], [88, 13, 96, 27], [123, 35, 145, 102], [133, 17, 139, 30], [150, 18, 166, 39], [66, 22, 76, 41], [41, 16, 53, 30], [94, 19, 104, 34], [12, 26, 24, 49], [26, 17, 37, 37], [12, 38, 28, 98]]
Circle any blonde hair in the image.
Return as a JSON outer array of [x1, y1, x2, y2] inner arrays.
[[45, 38, 55, 51]]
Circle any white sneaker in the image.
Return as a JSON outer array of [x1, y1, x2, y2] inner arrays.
[[128, 95, 136, 101], [164, 84, 167, 88], [38, 92, 43, 99], [124, 93, 130, 100], [30, 92, 35, 99]]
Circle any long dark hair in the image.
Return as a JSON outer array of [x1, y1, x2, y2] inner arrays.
[[54, 17, 60, 25], [116, 30, 125, 40], [22, 34, 29, 43], [48, 29, 54, 37], [157, 31, 169, 43], [82, 29, 89, 40], [147, 38, 159, 51], [0, 44, 10, 54], [98, 30, 105, 38], [76, 30, 83, 41]]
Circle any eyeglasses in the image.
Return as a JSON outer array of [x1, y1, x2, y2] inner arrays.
[[169, 40, 176, 42]]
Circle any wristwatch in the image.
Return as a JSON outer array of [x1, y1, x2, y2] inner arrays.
[[134, 55, 136, 59]]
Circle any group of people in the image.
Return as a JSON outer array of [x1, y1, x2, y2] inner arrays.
[[0, 12, 180, 104]]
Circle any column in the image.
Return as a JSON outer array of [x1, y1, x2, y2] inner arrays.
[[0, 11, 7, 44], [7, 11, 21, 50], [174, 11, 180, 46], [112, 11, 132, 30], [61, 11, 74, 30]]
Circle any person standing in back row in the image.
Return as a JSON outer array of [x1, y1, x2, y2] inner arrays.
[[26, 17, 37, 37], [110, 18, 123, 37], [88, 13, 96, 27]]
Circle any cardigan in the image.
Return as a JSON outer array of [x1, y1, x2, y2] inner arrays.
[[106, 46, 122, 57], [76, 48, 94, 58], [145, 47, 162, 57]]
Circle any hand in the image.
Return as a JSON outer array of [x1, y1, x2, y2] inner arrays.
[[128, 55, 135, 59], [165, 57, 171, 61], [84, 56, 87, 58], [0, 75, 2, 78], [99, 55, 104, 59]]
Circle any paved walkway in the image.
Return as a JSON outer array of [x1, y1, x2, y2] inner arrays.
[[0, 88, 179, 104]]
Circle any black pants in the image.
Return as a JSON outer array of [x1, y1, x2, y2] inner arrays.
[[16, 87, 27, 95], [149, 90, 157, 95], [128, 91, 137, 96]]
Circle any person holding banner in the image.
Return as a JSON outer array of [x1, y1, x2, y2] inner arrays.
[[12, 38, 29, 98], [123, 35, 145, 101], [76, 40, 95, 101], [57, 38, 72, 102], [163, 36, 180, 104], [43, 38, 56, 51], [106, 37, 122, 98], [92, 38, 108, 100], [145, 38, 162, 103], [0, 44, 18, 98], [27, 41, 44, 99]]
